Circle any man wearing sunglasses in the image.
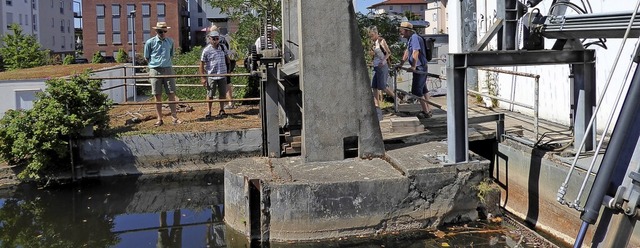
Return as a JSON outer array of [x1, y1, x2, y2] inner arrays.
[[199, 31, 229, 119], [144, 21, 181, 126]]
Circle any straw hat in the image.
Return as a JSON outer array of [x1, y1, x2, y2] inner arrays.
[[152, 22, 171, 30], [399, 21, 413, 31]]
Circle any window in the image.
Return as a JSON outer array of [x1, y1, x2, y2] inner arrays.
[[142, 17, 150, 31], [142, 4, 150, 16], [112, 17, 120, 32], [389, 6, 393, 10], [157, 17, 165, 22], [401, 5, 410, 12], [6, 0, 12, 6], [32, 0, 35, 9], [67, 20, 70, 32], [32, 15, 36, 30], [6, 13, 12, 28], [97, 19, 105, 32], [52, 36, 55, 46], [62, 36, 65, 49], [51, 18, 54, 27], [433, 13, 437, 21], [112, 33, 121, 44], [112, 5, 120, 17], [96, 5, 105, 17], [127, 4, 135, 15], [19, 14, 22, 25], [143, 31, 150, 41], [198, 18, 203, 27], [97, 34, 106, 44], [50, 0, 53, 8], [433, 28, 436, 34], [60, 0, 64, 14], [157, 4, 165, 16], [421, 5, 425, 11], [60, 20, 64, 32], [25, 15, 28, 25], [197, 0, 203, 13]]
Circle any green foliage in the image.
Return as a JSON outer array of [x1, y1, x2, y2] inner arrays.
[[172, 46, 204, 100], [92, 51, 105, 63], [356, 13, 403, 65], [63, 55, 74, 65], [115, 48, 128, 63], [47, 54, 62, 65], [474, 179, 499, 203], [0, 73, 112, 180], [205, 0, 281, 59], [0, 24, 47, 70]]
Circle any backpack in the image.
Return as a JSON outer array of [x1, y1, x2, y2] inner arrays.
[[416, 35, 435, 62]]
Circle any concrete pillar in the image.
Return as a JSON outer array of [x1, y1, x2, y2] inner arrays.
[[296, 0, 384, 162]]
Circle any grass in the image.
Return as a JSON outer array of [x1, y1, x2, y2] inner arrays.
[[0, 63, 122, 80]]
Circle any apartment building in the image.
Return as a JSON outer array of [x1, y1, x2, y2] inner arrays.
[[188, 0, 233, 47], [0, 0, 75, 55], [424, 1, 448, 34], [367, 0, 429, 20], [81, 0, 189, 60]]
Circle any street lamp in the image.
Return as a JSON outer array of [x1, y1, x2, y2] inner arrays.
[[129, 10, 136, 66], [129, 10, 136, 101]]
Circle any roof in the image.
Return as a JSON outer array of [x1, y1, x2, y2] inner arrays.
[[368, 0, 429, 9]]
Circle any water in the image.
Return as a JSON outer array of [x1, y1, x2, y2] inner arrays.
[[0, 172, 547, 247]]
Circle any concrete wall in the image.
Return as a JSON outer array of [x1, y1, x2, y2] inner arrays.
[[472, 0, 634, 130], [79, 129, 262, 165], [496, 141, 640, 246]]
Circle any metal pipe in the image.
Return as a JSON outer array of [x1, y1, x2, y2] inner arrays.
[[467, 89, 533, 109], [478, 67, 539, 78], [112, 98, 261, 105], [557, 1, 640, 206], [534, 77, 539, 139], [571, 38, 640, 210], [574, 222, 589, 248], [89, 73, 253, 80]]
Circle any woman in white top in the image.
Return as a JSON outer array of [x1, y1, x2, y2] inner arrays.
[[368, 26, 395, 120]]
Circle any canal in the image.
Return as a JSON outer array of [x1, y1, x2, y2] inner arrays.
[[0, 171, 558, 247]]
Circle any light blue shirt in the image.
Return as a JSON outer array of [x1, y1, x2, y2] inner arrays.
[[144, 35, 174, 68]]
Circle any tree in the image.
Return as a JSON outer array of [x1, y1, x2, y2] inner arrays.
[[357, 13, 403, 65], [92, 51, 105, 63], [0, 24, 47, 70], [0, 73, 112, 180], [402, 10, 420, 21], [115, 48, 128, 63]]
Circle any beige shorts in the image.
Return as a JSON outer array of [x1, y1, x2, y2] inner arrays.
[[149, 67, 176, 95]]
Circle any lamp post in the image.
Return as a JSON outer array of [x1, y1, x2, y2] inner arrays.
[[129, 10, 136, 101]]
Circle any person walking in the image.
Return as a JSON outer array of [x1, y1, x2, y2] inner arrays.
[[144, 21, 181, 126], [397, 21, 432, 118], [199, 31, 229, 119], [368, 26, 395, 120]]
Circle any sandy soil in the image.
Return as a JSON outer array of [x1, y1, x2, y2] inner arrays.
[[106, 100, 262, 135]]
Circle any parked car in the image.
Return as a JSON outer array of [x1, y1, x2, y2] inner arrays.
[[103, 56, 116, 63], [73, 58, 89, 64]]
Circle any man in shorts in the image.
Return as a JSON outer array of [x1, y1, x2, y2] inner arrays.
[[199, 31, 229, 119], [398, 21, 432, 118], [144, 21, 181, 126]]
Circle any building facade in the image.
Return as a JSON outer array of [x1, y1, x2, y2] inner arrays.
[[82, 0, 189, 60], [188, 0, 231, 47], [0, 0, 75, 55], [424, 1, 448, 34], [367, 0, 429, 20]]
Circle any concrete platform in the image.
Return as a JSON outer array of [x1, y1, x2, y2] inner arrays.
[[224, 142, 490, 242]]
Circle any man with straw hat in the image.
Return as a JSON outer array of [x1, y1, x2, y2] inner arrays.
[[144, 21, 182, 126], [397, 21, 433, 118]]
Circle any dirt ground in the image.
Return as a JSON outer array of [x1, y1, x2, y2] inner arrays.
[[107, 100, 262, 135]]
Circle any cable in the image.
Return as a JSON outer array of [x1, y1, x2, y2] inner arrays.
[[548, 2, 587, 16]]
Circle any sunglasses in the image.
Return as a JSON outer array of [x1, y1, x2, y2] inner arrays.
[[156, 30, 166, 34], [211, 37, 220, 40]]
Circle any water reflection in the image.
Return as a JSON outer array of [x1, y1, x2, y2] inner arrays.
[[0, 172, 541, 248]]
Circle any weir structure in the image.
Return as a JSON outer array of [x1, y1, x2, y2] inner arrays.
[[223, 0, 492, 243]]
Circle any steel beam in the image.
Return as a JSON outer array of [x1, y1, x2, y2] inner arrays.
[[572, 62, 597, 152], [446, 54, 469, 163], [261, 63, 281, 157], [455, 50, 596, 67]]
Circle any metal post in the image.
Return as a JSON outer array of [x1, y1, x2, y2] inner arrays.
[[534, 77, 539, 139], [446, 53, 468, 163], [129, 10, 136, 102], [572, 62, 597, 153]]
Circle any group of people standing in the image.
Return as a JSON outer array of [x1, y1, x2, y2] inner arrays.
[[143, 20, 432, 127], [367, 21, 433, 120], [143, 22, 236, 126]]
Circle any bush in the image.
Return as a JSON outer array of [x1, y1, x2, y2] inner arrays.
[[92, 51, 105, 63], [0, 24, 47, 70], [0, 73, 112, 180], [63, 55, 74, 65], [115, 49, 128, 63]]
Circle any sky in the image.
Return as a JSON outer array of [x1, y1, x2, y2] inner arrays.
[[72, 0, 381, 27], [354, 0, 383, 14]]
